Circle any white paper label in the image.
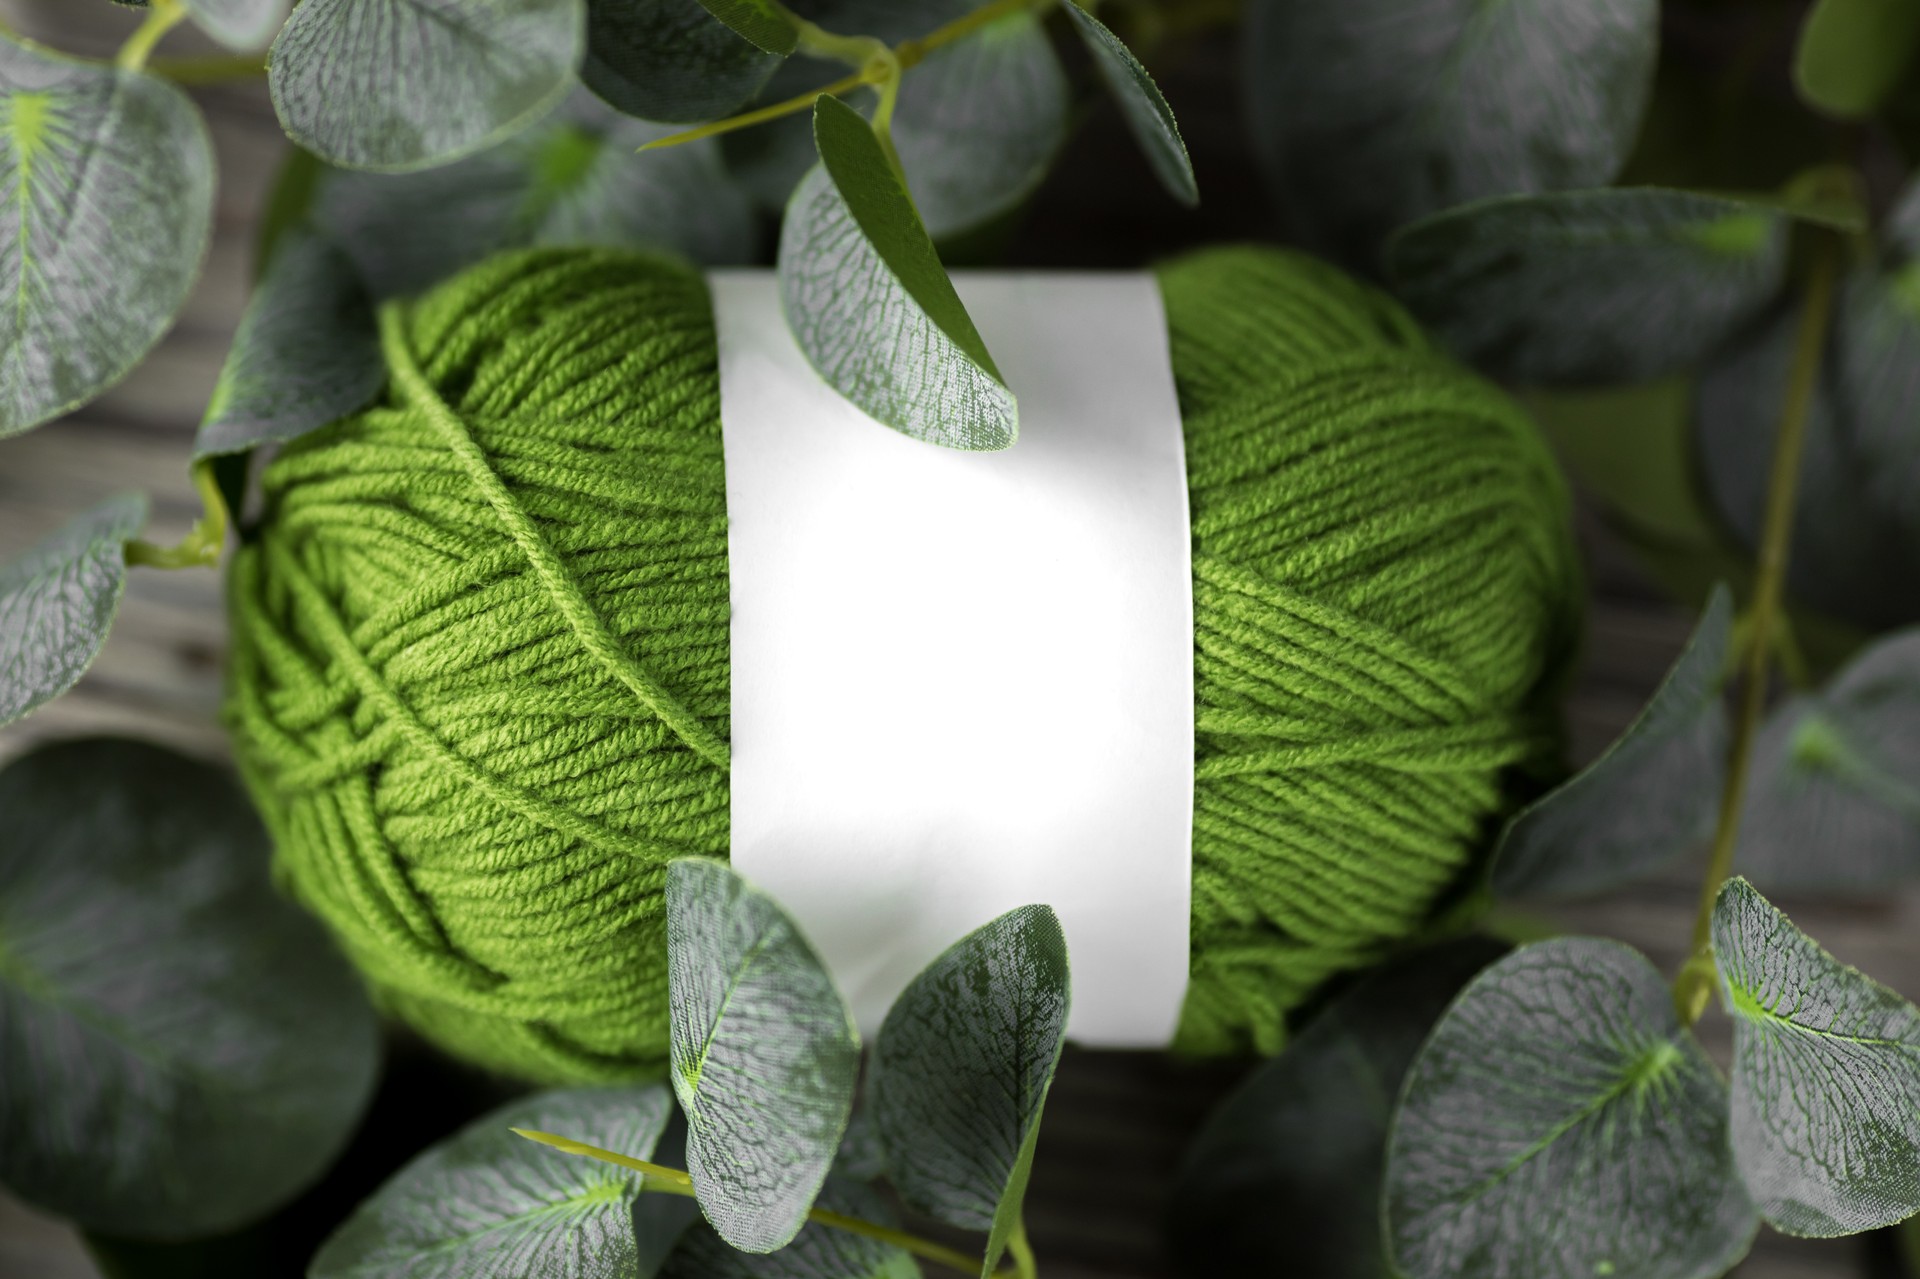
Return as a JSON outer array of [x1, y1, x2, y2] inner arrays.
[[713, 271, 1193, 1047]]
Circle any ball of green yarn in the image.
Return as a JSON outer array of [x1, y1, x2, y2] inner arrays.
[[227, 244, 1578, 1082]]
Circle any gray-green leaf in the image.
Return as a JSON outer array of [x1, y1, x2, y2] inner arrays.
[[1384, 937, 1758, 1279], [1794, 0, 1920, 120], [182, 0, 289, 50], [1492, 585, 1733, 897], [1060, 2, 1194, 207], [195, 228, 383, 458], [0, 493, 147, 727], [583, 0, 781, 123], [1386, 187, 1801, 384], [1715, 877, 1920, 1235], [0, 38, 214, 436], [779, 96, 1014, 449], [311, 1086, 680, 1277], [696, 0, 797, 54], [659, 1177, 918, 1279], [270, 0, 587, 173], [0, 739, 380, 1239], [666, 859, 859, 1254], [1245, 0, 1656, 267], [869, 905, 1069, 1278]]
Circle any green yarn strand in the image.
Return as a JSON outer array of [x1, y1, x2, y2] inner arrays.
[[227, 244, 1578, 1080]]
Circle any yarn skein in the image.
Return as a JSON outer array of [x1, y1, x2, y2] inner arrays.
[[227, 245, 1579, 1082]]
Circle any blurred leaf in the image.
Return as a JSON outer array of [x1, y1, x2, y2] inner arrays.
[[1384, 937, 1757, 1279], [1061, 2, 1195, 207], [311, 1087, 681, 1277], [0, 739, 380, 1239], [1167, 939, 1505, 1278], [1387, 187, 1803, 384], [1794, 0, 1920, 120], [1714, 878, 1920, 1235], [0, 38, 213, 437], [582, 0, 781, 123], [1245, 0, 1656, 268], [696, 0, 797, 54], [659, 1177, 919, 1279], [667, 859, 858, 1255], [308, 88, 755, 300], [780, 95, 1014, 449], [195, 229, 383, 459], [870, 905, 1069, 1278], [121, 0, 290, 50], [789, 0, 968, 44], [1491, 585, 1733, 898], [1831, 180, 1920, 540], [0, 494, 147, 727], [270, 0, 586, 173]]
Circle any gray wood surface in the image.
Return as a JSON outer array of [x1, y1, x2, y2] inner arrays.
[[0, 3, 1900, 1276]]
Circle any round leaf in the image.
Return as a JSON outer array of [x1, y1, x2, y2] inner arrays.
[[0, 739, 381, 1239], [1245, 0, 1656, 267], [185, 0, 290, 50], [582, 0, 782, 124], [1492, 585, 1733, 898], [666, 859, 859, 1255], [311, 1086, 679, 1277], [1060, 3, 1194, 208], [270, 0, 587, 173], [1384, 937, 1758, 1279], [0, 494, 146, 727], [1794, 0, 1920, 120], [0, 38, 214, 436]]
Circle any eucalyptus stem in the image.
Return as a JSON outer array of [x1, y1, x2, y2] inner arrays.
[[125, 461, 230, 571], [1010, 1220, 1040, 1278], [1673, 235, 1839, 1025], [116, 0, 188, 72], [513, 1129, 1019, 1278]]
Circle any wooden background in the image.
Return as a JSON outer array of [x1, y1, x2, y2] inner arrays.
[[0, 3, 1909, 1276]]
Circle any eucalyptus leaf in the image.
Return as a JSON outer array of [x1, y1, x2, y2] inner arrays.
[[195, 228, 383, 459], [1386, 187, 1801, 384], [666, 858, 859, 1255], [1714, 877, 1920, 1235], [1492, 584, 1733, 898], [583, 0, 782, 123], [1167, 938, 1505, 1277], [659, 1177, 919, 1279], [0, 38, 214, 436], [1793, 0, 1920, 120], [870, 905, 1069, 1278], [310, 88, 755, 299], [779, 96, 1014, 449], [270, 0, 587, 173], [0, 739, 380, 1239], [696, 0, 797, 54], [1245, 0, 1657, 267], [1384, 937, 1757, 1279], [1735, 629, 1920, 891], [1060, 2, 1195, 207], [0, 493, 147, 727], [182, 0, 290, 50], [311, 1086, 681, 1277]]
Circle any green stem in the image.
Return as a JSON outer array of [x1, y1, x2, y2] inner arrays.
[[1010, 1219, 1040, 1279], [514, 1129, 1019, 1278], [1673, 236, 1839, 1025], [125, 461, 231, 570], [117, 0, 189, 72]]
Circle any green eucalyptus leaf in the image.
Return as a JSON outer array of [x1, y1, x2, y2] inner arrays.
[[311, 1086, 681, 1277], [1167, 938, 1505, 1277], [195, 228, 383, 459], [1060, 2, 1195, 207], [1245, 0, 1656, 268], [666, 859, 859, 1255], [1492, 585, 1733, 898], [0, 739, 380, 1239], [870, 905, 1069, 1278], [182, 0, 290, 50], [1714, 877, 1920, 1235], [1832, 181, 1920, 541], [0, 38, 214, 437], [270, 0, 587, 173], [696, 0, 797, 54], [658, 1177, 919, 1279], [1794, 0, 1920, 120], [583, 0, 782, 123], [1384, 937, 1758, 1279], [310, 88, 755, 300], [0, 493, 147, 727], [1386, 187, 1801, 384], [780, 96, 1014, 449]]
